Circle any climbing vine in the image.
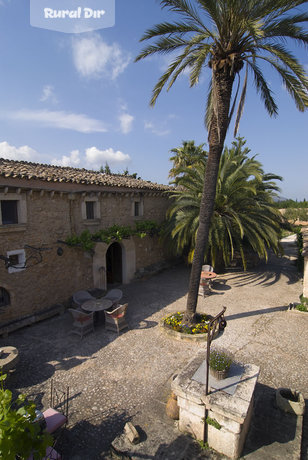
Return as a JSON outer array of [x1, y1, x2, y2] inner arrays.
[[65, 221, 162, 252]]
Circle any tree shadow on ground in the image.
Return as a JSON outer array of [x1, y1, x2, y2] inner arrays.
[[243, 382, 300, 457], [225, 305, 289, 321]]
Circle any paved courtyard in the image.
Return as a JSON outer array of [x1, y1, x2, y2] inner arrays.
[[1, 236, 307, 459]]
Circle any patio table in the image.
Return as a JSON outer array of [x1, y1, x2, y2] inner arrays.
[[82, 298, 112, 312], [82, 298, 113, 323], [0, 346, 19, 372]]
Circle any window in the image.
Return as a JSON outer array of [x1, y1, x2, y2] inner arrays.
[[132, 198, 143, 218], [0, 288, 10, 307], [6, 249, 26, 274], [134, 201, 140, 217], [81, 198, 100, 222], [0, 193, 27, 227], [1, 200, 18, 224], [86, 201, 95, 220]]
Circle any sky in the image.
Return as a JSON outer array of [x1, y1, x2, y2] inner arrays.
[[0, 0, 307, 200]]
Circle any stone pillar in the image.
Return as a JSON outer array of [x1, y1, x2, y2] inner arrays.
[[172, 350, 259, 460]]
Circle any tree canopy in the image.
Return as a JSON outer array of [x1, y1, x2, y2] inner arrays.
[[166, 137, 283, 270]]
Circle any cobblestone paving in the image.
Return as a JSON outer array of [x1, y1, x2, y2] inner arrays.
[[1, 237, 307, 459]]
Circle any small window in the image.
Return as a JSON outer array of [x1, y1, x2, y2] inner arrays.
[[0, 287, 10, 307], [1, 200, 18, 225], [134, 201, 140, 217], [7, 249, 26, 274], [86, 201, 95, 220]]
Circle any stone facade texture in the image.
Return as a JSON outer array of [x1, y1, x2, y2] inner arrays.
[[0, 159, 171, 328]]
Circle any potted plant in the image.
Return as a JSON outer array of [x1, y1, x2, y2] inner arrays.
[[209, 349, 232, 380]]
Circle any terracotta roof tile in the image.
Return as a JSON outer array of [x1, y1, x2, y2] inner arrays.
[[0, 158, 170, 191]]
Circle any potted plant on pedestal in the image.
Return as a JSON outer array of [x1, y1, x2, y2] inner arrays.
[[209, 349, 232, 380]]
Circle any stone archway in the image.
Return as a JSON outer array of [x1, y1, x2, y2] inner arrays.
[[92, 238, 136, 290]]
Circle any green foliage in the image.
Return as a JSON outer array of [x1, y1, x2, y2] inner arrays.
[[275, 199, 308, 209], [168, 141, 207, 185], [296, 294, 308, 312], [0, 375, 52, 460], [163, 312, 210, 334], [100, 162, 112, 175], [205, 417, 221, 430], [209, 350, 232, 372], [66, 221, 161, 251], [165, 137, 283, 269], [296, 304, 308, 312], [284, 208, 308, 223], [197, 440, 209, 450], [294, 226, 304, 273]]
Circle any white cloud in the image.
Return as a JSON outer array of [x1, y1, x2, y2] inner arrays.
[[52, 149, 80, 167], [6, 109, 107, 133], [72, 34, 131, 79], [119, 112, 134, 134], [40, 85, 58, 104], [144, 121, 170, 136], [85, 147, 130, 169], [0, 141, 39, 162], [52, 147, 131, 170]]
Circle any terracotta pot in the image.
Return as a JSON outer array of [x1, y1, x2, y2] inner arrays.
[[166, 392, 179, 420], [210, 367, 229, 380]]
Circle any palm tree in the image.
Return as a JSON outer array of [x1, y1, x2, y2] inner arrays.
[[136, 0, 308, 322], [166, 137, 283, 270], [169, 140, 207, 184]]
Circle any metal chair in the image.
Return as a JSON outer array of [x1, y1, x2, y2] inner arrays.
[[72, 290, 95, 308], [104, 303, 128, 334], [43, 380, 69, 436], [68, 308, 94, 338]]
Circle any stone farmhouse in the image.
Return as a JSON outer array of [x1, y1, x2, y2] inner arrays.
[[0, 158, 171, 332]]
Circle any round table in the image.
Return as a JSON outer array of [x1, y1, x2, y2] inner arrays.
[[82, 298, 112, 312], [0, 346, 19, 372], [201, 271, 217, 280]]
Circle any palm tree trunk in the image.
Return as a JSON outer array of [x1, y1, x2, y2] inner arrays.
[[184, 68, 234, 324]]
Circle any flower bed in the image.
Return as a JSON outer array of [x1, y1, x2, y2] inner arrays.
[[161, 312, 219, 342], [163, 312, 210, 334]]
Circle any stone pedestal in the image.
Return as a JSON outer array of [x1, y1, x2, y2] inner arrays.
[[172, 350, 259, 459]]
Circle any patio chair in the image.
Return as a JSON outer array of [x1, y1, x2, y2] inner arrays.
[[104, 303, 128, 334], [68, 308, 94, 338], [72, 290, 95, 308], [43, 380, 69, 436], [200, 264, 215, 296], [102, 288, 123, 306]]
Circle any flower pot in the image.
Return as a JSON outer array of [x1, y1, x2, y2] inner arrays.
[[210, 367, 229, 380]]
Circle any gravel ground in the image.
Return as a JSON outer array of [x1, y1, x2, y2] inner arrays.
[[1, 236, 306, 459]]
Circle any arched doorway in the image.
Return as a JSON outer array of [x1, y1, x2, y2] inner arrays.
[[106, 242, 122, 285]]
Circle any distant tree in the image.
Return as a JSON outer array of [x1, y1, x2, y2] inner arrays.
[[100, 162, 112, 175], [169, 140, 207, 184]]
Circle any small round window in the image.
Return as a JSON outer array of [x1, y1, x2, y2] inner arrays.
[[0, 287, 10, 307]]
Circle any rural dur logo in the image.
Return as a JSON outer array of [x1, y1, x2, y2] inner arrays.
[[30, 0, 115, 33]]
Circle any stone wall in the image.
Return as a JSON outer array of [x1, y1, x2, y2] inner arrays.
[[0, 185, 171, 327]]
